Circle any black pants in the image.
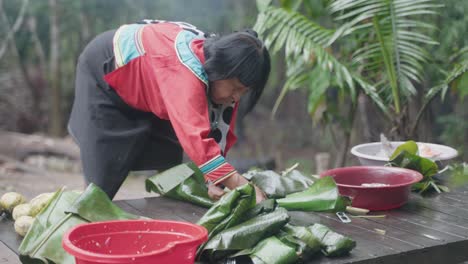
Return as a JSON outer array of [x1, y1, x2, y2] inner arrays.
[[68, 30, 183, 199]]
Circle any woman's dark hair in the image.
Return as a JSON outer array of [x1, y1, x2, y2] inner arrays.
[[203, 29, 271, 113]]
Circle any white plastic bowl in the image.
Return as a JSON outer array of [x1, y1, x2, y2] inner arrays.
[[350, 142, 458, 168]]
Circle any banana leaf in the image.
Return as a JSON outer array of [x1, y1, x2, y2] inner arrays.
[[233, 236, 299, 264], [276, 176, 351, 212], [243, 169, 315, 198], [197, 183, 255, 239], [66, 184, 140, 222], [389, 150, 442, 193], [145, 163, 214, 208], [389, 140, 418, 160], [18, 184, 142, 264], [307, 223, 356, 257], [19, 189, 82, 264], [276, 231, 316, 261], [240, 198, 276, 222], [281, 224, 321, 254], [199, 207, 290, 262]]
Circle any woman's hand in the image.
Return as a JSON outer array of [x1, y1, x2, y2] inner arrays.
[[207, 184, 225, 201], [220, 172, 267, 204], [254, 185, 267, 204]]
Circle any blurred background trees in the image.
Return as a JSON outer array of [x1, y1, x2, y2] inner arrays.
[[0, 0, 466, 174]]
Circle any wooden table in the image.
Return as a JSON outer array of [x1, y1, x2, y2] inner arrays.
[[2, 185, 468, 263]]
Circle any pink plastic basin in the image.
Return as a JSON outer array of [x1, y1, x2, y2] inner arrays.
[[62, 219, 208, 264], [320, 166, 423, 211]]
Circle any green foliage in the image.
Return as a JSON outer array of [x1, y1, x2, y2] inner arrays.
[[254, 0, 467, 141]]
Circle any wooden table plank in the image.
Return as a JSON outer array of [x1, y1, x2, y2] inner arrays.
[[0, 242, 20, 264], [401, 202, 468, 231], [372, 207, 468, 239], [0, 216, 22, 255], [121, 197, 207, 222], [410, 194, 468, 220]]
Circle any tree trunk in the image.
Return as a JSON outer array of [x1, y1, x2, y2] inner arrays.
[[48, 0, 63, 136]]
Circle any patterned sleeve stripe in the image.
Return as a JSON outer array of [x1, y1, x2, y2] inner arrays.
[[112, 24, 146, 69], [113, 27, 124, 68], [200, 155, 226, 175], [212, 170, 237, 185]]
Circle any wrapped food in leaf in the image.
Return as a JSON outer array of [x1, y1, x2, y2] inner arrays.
[[308, 223, 356, 257], [249, 236, 299, 264], [197, 183, 255, 238], [14, 215, 35, 237], [281, 224, 321, 254], [146, 163, 214, 207], [12, 203, 32, 220], [199, 207, 290, 262], [243, 169, 315, 198], [0, 192, 26, 213], [240, 199, 276, 222], [277, 176, 350, 212], [276, 230, 317, 261]]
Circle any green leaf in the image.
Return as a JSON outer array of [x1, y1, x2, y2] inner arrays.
[[197, 184, 256, 239], [282, 224, 321, 253], [146, 163, 214, 208], [250, 236, 299, 264], [19, 189, 82, 264], [276, 231, 317, 260], [389, 150, 440, 193], [145, 163, 194, 194], [256, 0, 272, 12], [389, 140, 418, 160], [277, 176, 351, 212], [66, 184, 140, 222], [244, 169, 315, 198], [446, 163, 468, 189], [308, 223, 356, 257], [19, 184, 142, 264], [389, 150, 439, 179], [199, 208, 290, 262]]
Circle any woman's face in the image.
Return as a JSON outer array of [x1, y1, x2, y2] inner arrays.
[[210, 78, 248, 105]]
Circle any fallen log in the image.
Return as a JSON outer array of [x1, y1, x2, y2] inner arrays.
[[0, 131, 80, 161]]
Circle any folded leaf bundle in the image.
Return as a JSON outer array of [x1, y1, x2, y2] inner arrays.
[[197, 183, 256, 239], [238, 236, 299, 264], [199, 207, 290, 262], [146, 163, 214, 207], [244, 169, 315, 198], [308, 223, 356, 257], [281, 224, 321, 255], [276, 176, 350, 212]]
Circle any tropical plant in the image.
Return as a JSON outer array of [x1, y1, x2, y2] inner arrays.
[[254, 0, 468, 163]]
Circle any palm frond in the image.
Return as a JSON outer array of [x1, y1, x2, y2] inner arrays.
[[254, 3, 389, 116], [426, 60, 468, 101], [411, 60, 468, 135], [330, 0, 442, 113]]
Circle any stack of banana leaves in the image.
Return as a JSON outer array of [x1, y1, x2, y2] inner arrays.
[[147, 164, 356, 263], [17, 184, 142, 264]]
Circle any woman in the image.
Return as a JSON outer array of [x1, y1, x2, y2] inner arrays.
[[68, 19, 270, 202]]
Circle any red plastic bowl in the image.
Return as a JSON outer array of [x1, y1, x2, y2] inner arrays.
[[62, 219, 208, 264], [320, 166, 423, 211]]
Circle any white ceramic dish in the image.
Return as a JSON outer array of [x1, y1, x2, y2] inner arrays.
[[350, 141, 458, 168]]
